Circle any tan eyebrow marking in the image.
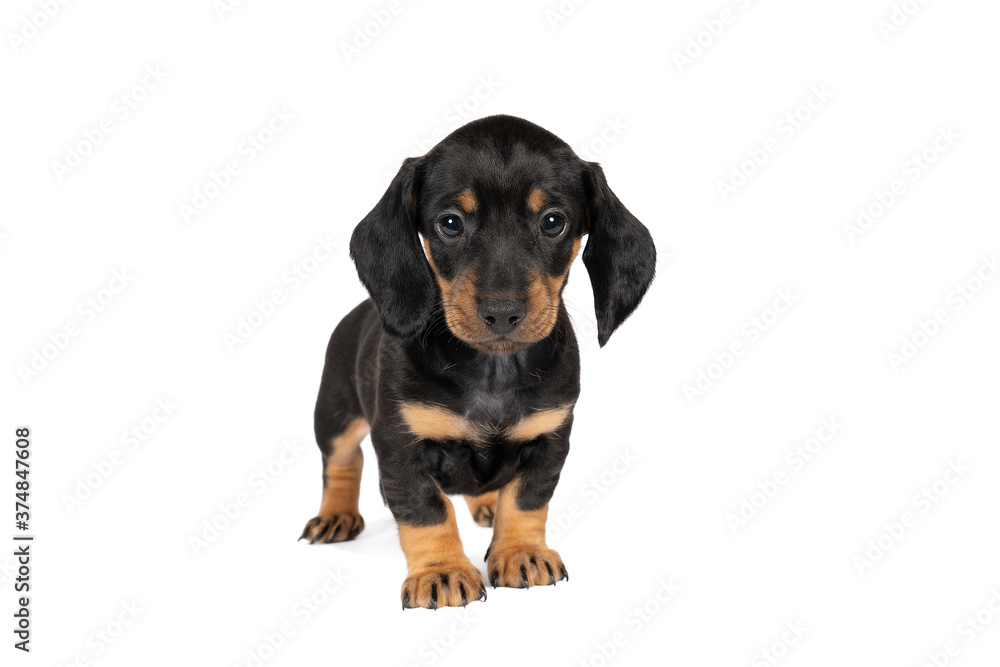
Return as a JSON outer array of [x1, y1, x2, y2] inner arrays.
[[457, 189, 477, 213], [528, 188, 548, 214]]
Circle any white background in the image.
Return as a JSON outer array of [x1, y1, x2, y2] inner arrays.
[[3, 0, 999, 665]]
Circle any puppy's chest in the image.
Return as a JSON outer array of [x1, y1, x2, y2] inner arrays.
[[399, 396, 571, 445], [398, 351, 574, 445]]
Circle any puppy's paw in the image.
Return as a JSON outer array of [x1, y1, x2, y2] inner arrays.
[[486, 544, 567, 588], [299, 514, 364, 544], [401, 561, 487, 610], [470, 505, 495, 527], [464, 491, 498, 527]]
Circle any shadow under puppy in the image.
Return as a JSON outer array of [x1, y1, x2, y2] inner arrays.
[[301, 114, 655, 609]]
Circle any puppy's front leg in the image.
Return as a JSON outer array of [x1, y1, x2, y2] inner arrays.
[[379, 458, 486, 610], [397, 496, 486, 609], [487, 424, 571, 589]]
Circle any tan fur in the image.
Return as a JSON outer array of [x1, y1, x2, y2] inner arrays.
[[457, 189, 477, 213], [423, 232, 581, 354], [464, 490, 499, 526], [400, 402, 573, 443], [399, 494, 485, 608], [319, 418, 368, 515], [522, 237, 582, 343], [492, 477, 548, 545], [424, 239, 483, 345], [400, 402, 482, 442], [527, 188, 548, 213], [487, 477, 565, 587], [507, 406, 572, 441], [300, 418, 370, 543], [546, 237, 582, 294], [325, 418, 370, 465]]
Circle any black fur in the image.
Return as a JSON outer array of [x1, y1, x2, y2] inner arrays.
[[349, 157, 437, 338], [582, 162, 657, 347]]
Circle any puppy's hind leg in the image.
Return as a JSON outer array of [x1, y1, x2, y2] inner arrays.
[[302, 303, 379, 544], [300, 412, 370, 544]]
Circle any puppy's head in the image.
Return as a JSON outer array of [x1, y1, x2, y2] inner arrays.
[[350, 115, 655, 352]]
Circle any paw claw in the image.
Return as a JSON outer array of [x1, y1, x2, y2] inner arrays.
[[401, 563, 485, 610], [486, 545, 566, 589], [299, 513, 364, 544]]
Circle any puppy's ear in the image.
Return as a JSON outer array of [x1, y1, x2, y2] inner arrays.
[[349, 157, 436, 338], [581, 161, 656, 347]]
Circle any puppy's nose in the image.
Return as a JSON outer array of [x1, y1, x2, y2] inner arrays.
[[478, 298, 526, 334]]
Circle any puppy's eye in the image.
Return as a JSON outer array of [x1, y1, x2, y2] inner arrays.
[[438, 215, 464, 238], [540, 213, 566, 238]]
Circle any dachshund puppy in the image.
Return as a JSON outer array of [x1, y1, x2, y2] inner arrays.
[[300, 114, 655, 609]]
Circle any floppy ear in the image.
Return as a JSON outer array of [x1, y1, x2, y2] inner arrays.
[[581, 161, 656, 347], [349, 157, 437, 338]]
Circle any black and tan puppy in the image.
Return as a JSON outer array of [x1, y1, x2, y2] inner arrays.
[[300, 115, 655, 609]]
